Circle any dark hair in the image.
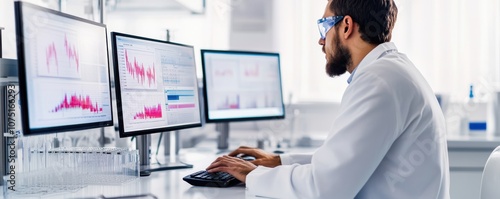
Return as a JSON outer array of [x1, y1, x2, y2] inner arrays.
[[329, 0, 398, 45]]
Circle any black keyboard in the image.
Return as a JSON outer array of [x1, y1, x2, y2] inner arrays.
[[183, 170, 241, 187]]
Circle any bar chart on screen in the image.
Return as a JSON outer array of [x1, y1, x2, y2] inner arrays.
[[51, 93, 103, 113], [165, 90, 197, 110], [33, 82, 111, 124], [133, 104, 163, 119], [123, 92, 165, 124]]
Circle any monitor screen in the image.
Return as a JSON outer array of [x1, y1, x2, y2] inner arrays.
[[14, 2, 113, 135], [111, 32, 202, 137], [201, 50, 285, 123]]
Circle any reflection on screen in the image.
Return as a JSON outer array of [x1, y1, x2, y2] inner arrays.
[[202, 50, 285, 121], [16, 2, 113, 133], [113, 34, 201, 135]]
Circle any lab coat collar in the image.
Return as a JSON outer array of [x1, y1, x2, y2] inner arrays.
[[348, 42, 398, 84], [347, 67, 358, 84]]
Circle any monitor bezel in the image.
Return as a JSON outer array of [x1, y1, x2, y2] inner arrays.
[[14, 2, 114, 136], [111, 32, 202, 138], [200, 49, 286, 123]]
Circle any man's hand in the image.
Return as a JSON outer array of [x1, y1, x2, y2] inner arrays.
[[228, 146, 282, 168], [206, 155, 257, 183]]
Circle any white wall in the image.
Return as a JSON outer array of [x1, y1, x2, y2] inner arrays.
[[3, 0, 499, 103], [274, 0, 349, 103], [228, 0, 275, 52], [273, 0, 500, 103], [0, 0, 17, 59], [392, 0, 500, 102]]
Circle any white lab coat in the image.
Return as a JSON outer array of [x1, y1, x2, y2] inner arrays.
[[246, 42, 450, 199]]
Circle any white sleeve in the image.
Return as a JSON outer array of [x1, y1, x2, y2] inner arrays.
[[280, 153, 313, 165], [245, 72, 401, 199]]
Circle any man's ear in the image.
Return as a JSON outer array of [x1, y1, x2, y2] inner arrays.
[[343, 16, 354, 39]]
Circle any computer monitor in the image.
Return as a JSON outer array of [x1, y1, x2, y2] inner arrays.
[[14, 2, 113, 135], [200, 50, 285, 149], [110, 32, 201, 173]]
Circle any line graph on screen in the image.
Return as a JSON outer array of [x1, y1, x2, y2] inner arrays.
[[38, 32, 81, 78], [122, 49, 157, 90]]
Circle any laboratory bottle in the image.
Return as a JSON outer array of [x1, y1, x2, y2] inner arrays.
[[460, 84, 477, 135]]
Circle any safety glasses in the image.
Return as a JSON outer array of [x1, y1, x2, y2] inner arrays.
[[317, 16, 344, 39]]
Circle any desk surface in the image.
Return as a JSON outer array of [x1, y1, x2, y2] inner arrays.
[[1, 149, 261, 199], [2, 135, 500, 199], [447, 134, 500, 150]]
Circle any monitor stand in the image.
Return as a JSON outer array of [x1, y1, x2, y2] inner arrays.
[[216, 122, 230, 154], [136, 132, 192, 177]]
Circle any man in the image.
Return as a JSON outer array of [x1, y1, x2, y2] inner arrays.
[[207, 0, 450, 198]]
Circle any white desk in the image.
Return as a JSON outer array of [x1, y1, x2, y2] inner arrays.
[[2, 135, 499, 199], [0, 149, 260, 199]]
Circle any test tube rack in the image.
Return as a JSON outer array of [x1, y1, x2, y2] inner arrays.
[[3, 145, 139, 198]]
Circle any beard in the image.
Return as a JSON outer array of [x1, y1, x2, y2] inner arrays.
[[325, 31, 353, 77]]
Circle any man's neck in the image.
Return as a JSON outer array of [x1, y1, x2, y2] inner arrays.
[[347, 42, 378, 73]]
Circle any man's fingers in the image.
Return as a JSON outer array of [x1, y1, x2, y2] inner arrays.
[[228, 148, 258, 157], [206, 161, 223, 170], [207, 166, 229, 173], [250, 159, 260, 165], [228, 146, 256, 156], [227, 150, 239, 157], [205, 155, 257, 183], [207, 156, 229, 169], [228, 148, 248, 156], [206, 155, 239, 170]]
